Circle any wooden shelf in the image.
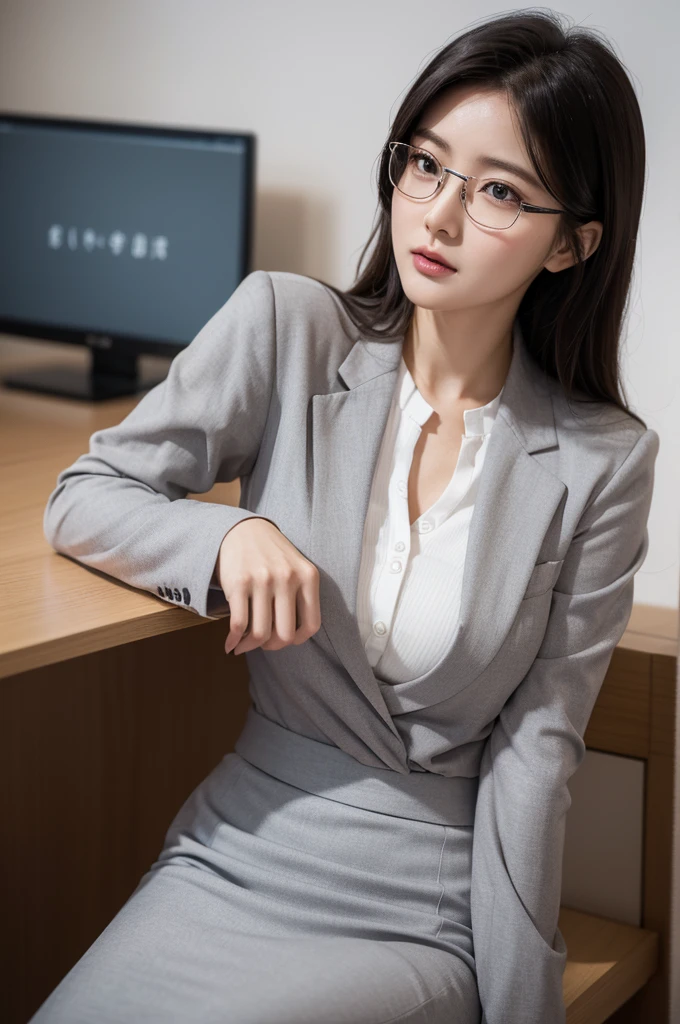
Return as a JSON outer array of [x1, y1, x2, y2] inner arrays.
[[560, 906, 659, 1023]]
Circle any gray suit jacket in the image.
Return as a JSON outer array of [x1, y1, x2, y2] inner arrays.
[[43, 269, 659, 1024]]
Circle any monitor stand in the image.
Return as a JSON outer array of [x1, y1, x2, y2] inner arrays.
[[2, 346, 168, 401]]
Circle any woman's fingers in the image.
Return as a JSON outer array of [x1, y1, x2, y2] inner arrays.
[[217, 519, 321, 656], [294, 565, 322, 644], [224, 584, 250, 654], [233, 570, 273, 654], [261, 579, 298, 650]]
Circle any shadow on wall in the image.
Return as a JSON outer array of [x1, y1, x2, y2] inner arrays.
[[253, 188, 339, 281]]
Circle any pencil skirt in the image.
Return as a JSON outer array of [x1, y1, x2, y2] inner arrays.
[[29, 707, 482, 1024]]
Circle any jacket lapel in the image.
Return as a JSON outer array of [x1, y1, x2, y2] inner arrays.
[[309, 337, 403, 728], [308, 316, 567, 719]]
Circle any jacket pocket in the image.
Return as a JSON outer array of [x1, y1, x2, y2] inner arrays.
[[522, 558, 564, 600]]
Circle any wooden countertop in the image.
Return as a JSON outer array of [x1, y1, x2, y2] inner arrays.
[[1, 335, 676, 681]]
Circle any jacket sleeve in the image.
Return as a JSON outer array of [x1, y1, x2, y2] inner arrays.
[[469, 425, 659, 1024], [43, 269, 280, 621]]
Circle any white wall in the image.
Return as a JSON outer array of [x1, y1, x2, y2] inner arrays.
[[1, 0, 675, 604], [1, 0, 678, 1015]]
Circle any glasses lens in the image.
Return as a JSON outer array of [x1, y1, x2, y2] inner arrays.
[[465, 177, 521, 229], [388, 144, 522, 229], [388, 144, 440, 199]]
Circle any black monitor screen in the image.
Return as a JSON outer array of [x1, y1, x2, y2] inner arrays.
[[0, 116, 254, 348]]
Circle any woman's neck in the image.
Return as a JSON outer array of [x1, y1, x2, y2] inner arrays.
[[402, 313, 513, 409]]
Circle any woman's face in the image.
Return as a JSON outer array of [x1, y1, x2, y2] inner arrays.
[[391, 83, 572, 315]]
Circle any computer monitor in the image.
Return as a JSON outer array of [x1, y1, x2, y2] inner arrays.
[[0, 113, 256, 400]]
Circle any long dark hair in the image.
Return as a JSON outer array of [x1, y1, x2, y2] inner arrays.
[[307, 8, 647, 427]]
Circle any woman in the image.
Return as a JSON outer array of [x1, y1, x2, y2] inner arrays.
[[33, 9, 658, 1024]]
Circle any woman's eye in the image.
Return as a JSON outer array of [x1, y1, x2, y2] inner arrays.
[[481, 180, 522, 203], [412, 154, 438, 175]]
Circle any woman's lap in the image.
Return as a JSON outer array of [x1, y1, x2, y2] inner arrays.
[[29, 752, 481, 1023]]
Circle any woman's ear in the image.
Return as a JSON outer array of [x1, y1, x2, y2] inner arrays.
[[544, 220, 603, 272]]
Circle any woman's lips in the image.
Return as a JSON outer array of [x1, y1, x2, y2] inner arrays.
[[412, 252, 457, 276]]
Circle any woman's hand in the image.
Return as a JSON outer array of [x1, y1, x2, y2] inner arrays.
[[214, 518, 322, 656]]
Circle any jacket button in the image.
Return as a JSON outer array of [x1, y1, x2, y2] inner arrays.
[[172, 587, 181, 601], [182, 587, 191, 606], [164, 586, 174, 600], [157, 586, 164, 596]]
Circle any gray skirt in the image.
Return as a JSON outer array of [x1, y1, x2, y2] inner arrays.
[[29, 706, 482, 1024]]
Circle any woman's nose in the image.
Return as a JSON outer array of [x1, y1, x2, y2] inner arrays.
[[424, 175, 466, 232]]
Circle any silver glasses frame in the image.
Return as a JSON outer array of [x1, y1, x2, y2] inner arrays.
[[387, 141, 565, 230]]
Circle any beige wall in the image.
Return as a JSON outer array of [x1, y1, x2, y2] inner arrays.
[[1, 0, 678, 1016]]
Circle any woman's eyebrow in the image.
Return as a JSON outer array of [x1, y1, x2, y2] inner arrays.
[[411, 126, 543, 191]]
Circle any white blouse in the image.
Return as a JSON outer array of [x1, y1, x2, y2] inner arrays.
[[356, 354, 504, 685]]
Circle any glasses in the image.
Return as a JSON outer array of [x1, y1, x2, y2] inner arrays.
[[387, 142, 565, 230]]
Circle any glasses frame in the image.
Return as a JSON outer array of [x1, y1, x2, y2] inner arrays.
[[386, 141, 565, 230]]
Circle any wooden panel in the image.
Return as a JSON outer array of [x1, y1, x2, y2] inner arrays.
[[650, 654, 677, 757], [0, 620, 252, 1024], [585, 648, 652, 758]]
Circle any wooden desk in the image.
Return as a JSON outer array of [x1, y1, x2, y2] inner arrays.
[[0, 337, 676, 1024]]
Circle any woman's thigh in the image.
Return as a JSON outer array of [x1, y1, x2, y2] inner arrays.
[[29, 750, 481, 1024], [28, 861, 481, 1024]]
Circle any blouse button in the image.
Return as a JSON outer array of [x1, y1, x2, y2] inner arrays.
[[390, 560, 403, 573], [419, 520, 432, 533], [397, 480, 407, 495], [394, 541, 406, 552], [373, 621, 387, 636]]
